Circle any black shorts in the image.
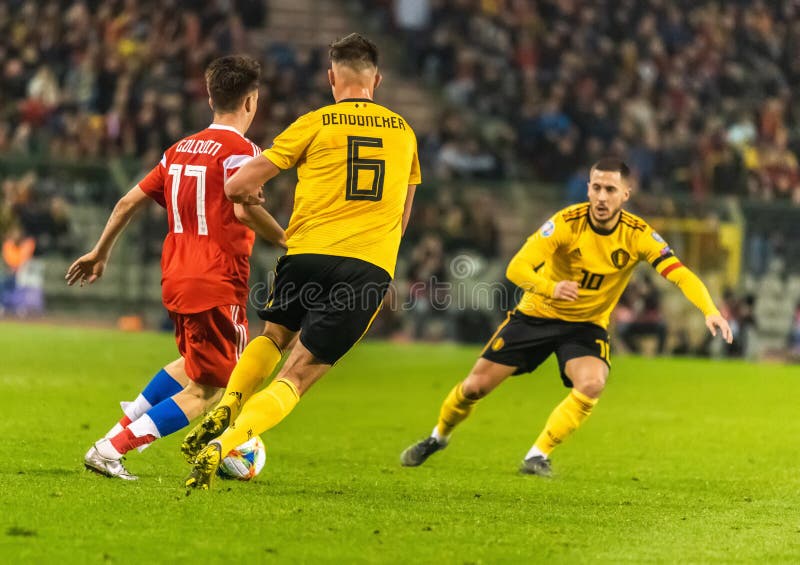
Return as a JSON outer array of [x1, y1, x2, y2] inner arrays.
[[480, 311, 610, 387], [258, 254, 391, 365]]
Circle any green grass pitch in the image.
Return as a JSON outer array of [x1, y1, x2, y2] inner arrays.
[[1, 322, 799, 563]]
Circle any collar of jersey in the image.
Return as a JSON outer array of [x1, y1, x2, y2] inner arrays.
[[587, 213, 619, 236], [208, 123, 246, 138], [337, 98, 374, 103]]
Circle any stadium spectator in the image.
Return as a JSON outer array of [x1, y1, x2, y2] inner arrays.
[[406, 233, 449, 340], [2, 224, 35, 275], [1, 223, 37, 316], [0, 173, 75, 259]]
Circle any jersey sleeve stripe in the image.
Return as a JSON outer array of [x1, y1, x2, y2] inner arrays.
[[619, 220, 646, 231], [223, 154, 254, 172], [660, 261, 684, 278], [562, 205, 589, 219], [564, 211, 588, 222], [651, 252, 675, 269]]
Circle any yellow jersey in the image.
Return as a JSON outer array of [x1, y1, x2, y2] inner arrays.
[[507, 203, 719, 328], [263, 99, 421, 277]]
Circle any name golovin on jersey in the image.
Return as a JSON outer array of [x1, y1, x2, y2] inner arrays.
[[263, 99, 421, 277], [514, 203, 684, 328]]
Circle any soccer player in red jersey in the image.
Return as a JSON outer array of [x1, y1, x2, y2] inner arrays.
[[67, 55, 285, 480]]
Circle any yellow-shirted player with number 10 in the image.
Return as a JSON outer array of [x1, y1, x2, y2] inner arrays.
[[183, 33, 421, 489], [401, 158, 732, 477]]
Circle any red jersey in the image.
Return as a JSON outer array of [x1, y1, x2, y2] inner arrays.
[[139, 124, 260, 314]]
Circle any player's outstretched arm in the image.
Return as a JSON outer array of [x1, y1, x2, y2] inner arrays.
[[65, 186, 149, 286], [225, 155, 279, 205], [663, 266, 733, 344], [233, 204, 287, 248]]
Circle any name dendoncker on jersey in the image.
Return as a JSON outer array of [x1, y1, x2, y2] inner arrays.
[[262, 100, 421, 278]]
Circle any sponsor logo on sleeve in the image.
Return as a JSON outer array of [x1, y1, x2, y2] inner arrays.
[[540, 220, 555, 237], [652, 231, 666, 244]]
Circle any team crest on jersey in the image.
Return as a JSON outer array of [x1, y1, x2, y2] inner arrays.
[[611, 248, 631, 269], [491, 337, 505, 351], [540, 220, 555, 237], [652, 232, 666, 244]]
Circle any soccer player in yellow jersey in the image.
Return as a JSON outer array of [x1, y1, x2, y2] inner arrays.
[[401, 158, 732, 476], [183, 33, 421, 489]]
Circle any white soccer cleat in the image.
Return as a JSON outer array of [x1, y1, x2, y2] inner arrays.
[[84, 445, 138, 481]]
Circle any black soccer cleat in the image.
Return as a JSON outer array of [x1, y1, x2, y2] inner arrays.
[[400, 437, 447, 467], [181, 406, 231, 462], [519, 455, 553, 477]]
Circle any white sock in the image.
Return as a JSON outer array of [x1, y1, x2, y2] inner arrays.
[[525, 445, 547, 461], [95, 438, 123, 460], [431, 425, 449, 445], [122, 396, 152, 421], [104, 397, 152, 438], [104, 423, 125, 439], [127, 415, 162, 452]]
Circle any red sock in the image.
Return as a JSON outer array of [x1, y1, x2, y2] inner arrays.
[[110, 428, 155, 455], [119, 415, 132, 428]]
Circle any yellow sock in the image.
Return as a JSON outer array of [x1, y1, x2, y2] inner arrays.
[[215, 378, 299, 456], [218, 336, 283, 419], [436, 383, 478, 438], [533, 389, 597, 456]]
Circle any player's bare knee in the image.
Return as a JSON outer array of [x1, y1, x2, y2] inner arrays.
[[572, 373, 606, 398], [462, 359, 514, 399], [163, 358, 189, 386], [181, 381, 222, 402], [461, 373, 494, 399]]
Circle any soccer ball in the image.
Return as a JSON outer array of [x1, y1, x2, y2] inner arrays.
[[216, 436, 266, 481]]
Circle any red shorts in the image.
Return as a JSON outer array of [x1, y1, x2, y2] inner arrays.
[[169, 305, 248, 388]]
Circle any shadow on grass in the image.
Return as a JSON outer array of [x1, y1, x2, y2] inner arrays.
[[16, 467, 82, 477]]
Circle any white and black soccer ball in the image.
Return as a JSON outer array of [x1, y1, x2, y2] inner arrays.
[[217, 436, 266, 481]]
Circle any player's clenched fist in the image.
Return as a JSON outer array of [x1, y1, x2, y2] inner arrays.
[[553, 280, 579, 301]]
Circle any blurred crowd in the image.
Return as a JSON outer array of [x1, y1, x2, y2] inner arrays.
[[385, 188, 502, 341], [6, 0, 800, 195], [374, 0, 800, 203], [612, 274, 760, 359], [0, 0, 319, 163], [0, 0, 509, 331], [2, 0, 799, 358]]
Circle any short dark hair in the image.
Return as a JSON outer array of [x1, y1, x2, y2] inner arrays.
[[329, 33, 379, 70], [205, 55, 260, 113], [591, 157, 632, 180]]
